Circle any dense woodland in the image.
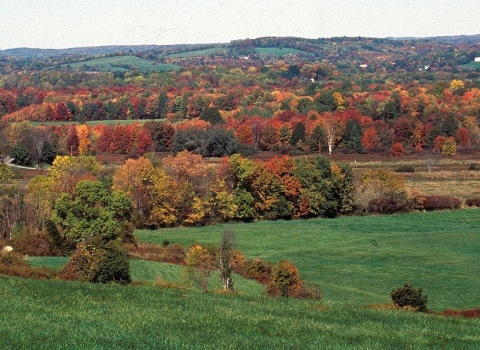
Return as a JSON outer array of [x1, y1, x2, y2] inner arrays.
[[1, 35, 480, 286]]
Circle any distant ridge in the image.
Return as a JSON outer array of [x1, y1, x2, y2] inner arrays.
[[387, 33, 480, 45], [1, 34, 479, 59], [0, 44, 192, 58]]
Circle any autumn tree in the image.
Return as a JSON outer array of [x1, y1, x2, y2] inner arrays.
[[52, 179, 133, 243], [144, 121, 175, 152], [456, 126, 470, 147], [184, 244, 217, 292], [319, 113, 341, 154], [66, 125, 79, 156], [293, 155, 354, 217], [360, 168, 405, 198]]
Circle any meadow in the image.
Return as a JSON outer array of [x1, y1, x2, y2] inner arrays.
[[1, 275, 479, 349], [136, 209, 480, 311], [59, 55, 180, 73], [255, 47, 309, 58], [166, 47, 228, 58], [11, 208, 480, 349]]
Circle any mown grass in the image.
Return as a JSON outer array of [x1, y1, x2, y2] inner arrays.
[[1, 275, 479, 349], [136, 209, 480, 311], [61, 55, 180, 73]]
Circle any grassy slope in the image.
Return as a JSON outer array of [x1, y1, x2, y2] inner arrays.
[[255, 47, 309, 57], [136, 209, 480, 311], [1, 276, 479, 349], [166, 47, 228, 58], [61, 55, 180, 72], [29, 257, 264, 296]]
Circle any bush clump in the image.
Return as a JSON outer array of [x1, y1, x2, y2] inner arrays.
[[422, 196, 461, 211], [11, 233, 54, 257], [368, 197, 403, 214], [0, 251, 57, 279], [468, 163, 479, 171], [394, 165, 415, 173], [266, 260, 303, 298], [391, 282, 428, 312], [244, 258, 273, 284], [59, 237, 131, 284], [465, 198, 480, 207]]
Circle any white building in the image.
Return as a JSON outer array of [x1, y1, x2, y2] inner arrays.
[[475, 57, 480, 62]]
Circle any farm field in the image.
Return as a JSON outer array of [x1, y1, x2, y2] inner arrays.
[[255, 47, 309, 57], [136, 209, 480, 311], [59, 55, 180, 72], [166, 47, 228, 58], [1, 275, 479, 349]]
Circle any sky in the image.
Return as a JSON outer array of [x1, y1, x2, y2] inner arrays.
[[1, 0, 480, 50]]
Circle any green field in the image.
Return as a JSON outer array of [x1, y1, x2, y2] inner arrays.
[[166, 47, 228, 58], [29, 257, 264, 295], [459, 61, 480, 70], [1, 275, 479, 349], [255, 47, 309, 58], [7, 209, 480, 348], [137, 209, 480, 311], [60, 55, 180, 73]]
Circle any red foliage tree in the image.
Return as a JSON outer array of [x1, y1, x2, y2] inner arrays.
[[456, 127, 470, 147], [390, 142, 404, 157]]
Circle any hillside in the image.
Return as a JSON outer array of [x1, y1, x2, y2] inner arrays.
[[1, 34, 479, 73]]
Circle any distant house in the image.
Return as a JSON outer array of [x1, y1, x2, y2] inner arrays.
[[359, 64, 367, 68], [475, 57, 480, 62]]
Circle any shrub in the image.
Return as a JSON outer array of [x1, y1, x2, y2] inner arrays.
[[468, 163, 479, 171], [266, 260, 303, 298], [59, 238, 131, 284], [391, 282, 428, 312], [465, 198, 480, 207], [244, 258, 272, 284], [0, 251, 28, 267], [0, 252, 56, 279], [368, 197, 403, 214], [394, 165, 415, 173], [422, 196, 461, 211], [11, 233, 54, 257]]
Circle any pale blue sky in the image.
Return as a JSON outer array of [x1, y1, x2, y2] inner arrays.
[[1, 0, 479, 49]]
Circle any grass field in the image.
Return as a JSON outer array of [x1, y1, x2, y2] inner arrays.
[[29, 257, 265, 295], [255, 47, 309, 58], [166, 47, 228, 58], [60, 55, 180, 73], [136, 209, 480, 311], [1, 275, 479, 349], [459, 61, 480, 70]]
